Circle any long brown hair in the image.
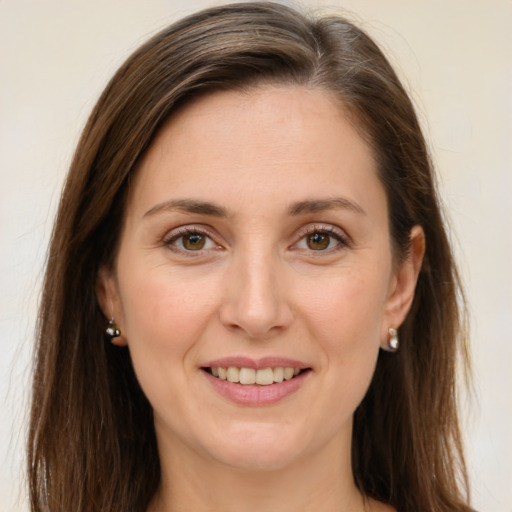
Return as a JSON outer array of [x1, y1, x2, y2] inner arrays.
[[28, 3, 472, 511]]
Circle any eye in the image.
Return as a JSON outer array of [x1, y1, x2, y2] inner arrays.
[[164, 228, 218, 252], [293, 225, 349, 253], [305, 232, 332, 251]]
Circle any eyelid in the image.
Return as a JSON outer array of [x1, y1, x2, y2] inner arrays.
[[292, 223, 351, 251], [162, 225, 222, 254], [160, 222, 350, 255]]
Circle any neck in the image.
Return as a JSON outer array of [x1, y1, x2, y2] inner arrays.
[[148, 435, 366, 512]]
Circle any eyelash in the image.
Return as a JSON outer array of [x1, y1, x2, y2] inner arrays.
[[162, 224, 350, 256], [293, 224, 351, 254], [162, 226, 220, 256]]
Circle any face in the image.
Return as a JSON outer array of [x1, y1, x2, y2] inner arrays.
[[99, 86, 422, 473]]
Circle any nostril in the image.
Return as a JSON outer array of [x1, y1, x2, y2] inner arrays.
[[218, 278, 294, 339]]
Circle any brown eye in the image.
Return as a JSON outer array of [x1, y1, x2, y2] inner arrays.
[[306, 232, 330, 250], [165, 227, 218, 254], [294, 227, 347, 254], [182, 233, 206, 250]]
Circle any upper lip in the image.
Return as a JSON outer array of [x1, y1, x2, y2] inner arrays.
[[202, 356, 310, 370]]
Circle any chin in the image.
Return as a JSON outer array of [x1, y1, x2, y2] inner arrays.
[[204, 422, 308, 472]]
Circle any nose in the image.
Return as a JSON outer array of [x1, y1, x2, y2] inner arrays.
[[219, 248, 294, 340]]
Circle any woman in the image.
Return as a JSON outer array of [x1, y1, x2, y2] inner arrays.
[[28, 2, 472, 511]]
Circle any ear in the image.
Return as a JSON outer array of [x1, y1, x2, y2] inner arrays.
[[96, 265, 128, 346], [381, 225, 425, 347]]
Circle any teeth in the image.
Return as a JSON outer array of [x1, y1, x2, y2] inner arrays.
[[273, 366, 284, 383], [256, 368, 274, 385], [227, 366, 239, 382], [239, 368, 256, 385], [283, 367, 295, 380], [210, 366, 303, 385]]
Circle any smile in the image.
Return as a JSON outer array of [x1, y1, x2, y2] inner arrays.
[[205, 366, 307, 385], [202, 366, 311, 406]]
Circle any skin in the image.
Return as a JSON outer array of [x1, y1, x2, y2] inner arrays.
[[98, 86, 424, 512]]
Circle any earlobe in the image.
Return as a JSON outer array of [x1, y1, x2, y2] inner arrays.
[[96, 265, 128, 346], [381, 225, 425, 346]]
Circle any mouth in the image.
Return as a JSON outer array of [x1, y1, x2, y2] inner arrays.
[[201, 360, 312, 405], [202, 366, 311, 386]]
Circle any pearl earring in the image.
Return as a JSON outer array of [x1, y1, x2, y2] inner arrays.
[[105, 318, 121, 340], [382, 327, 399, 352]]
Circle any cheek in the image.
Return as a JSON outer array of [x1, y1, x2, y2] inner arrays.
[[273, 268, 389, 443], [300, 270, 388, 346], [296, 266, 390, 393], [116, 260, 221, 370], [114, 263, 225, 430]]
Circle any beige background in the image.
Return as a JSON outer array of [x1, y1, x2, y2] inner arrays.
[[1, 1, 510, 510]]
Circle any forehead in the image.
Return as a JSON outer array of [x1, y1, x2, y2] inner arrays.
[[127, 85, 384, 219]]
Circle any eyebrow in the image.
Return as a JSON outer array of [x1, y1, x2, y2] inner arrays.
[[143, 196, 365, 219], [144, 199, 229, 218], [288, 197, 366, 216]]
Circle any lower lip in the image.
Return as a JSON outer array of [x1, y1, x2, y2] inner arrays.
[[202, 370, 310, 406]]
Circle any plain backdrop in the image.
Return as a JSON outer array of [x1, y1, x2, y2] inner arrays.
[[1, 1, 510, 510]]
